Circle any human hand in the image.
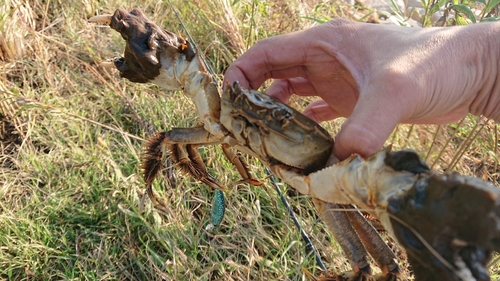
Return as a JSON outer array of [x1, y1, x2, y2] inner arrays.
[[223, 19, 500, 160]]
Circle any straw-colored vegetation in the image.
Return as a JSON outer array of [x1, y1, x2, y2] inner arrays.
[[1, 0, 499, 280]]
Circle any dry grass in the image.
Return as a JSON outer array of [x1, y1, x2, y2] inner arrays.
[[0, 0, 499, 280]]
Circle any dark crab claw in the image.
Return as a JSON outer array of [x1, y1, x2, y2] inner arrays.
[[387, 172, 500, 281], [88, 8, 196, 83]]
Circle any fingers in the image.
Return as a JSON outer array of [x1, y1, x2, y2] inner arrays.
[[334, 122, 390, 161], [266, 79, 341, 123], [266, 77, 317, 103], [223, 27, 327, 89], [303, 100, 340, 123], [333, 92, 403, 160]]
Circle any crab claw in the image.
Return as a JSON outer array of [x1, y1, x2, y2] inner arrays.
[[387, 172, 500, 281], [88, 8, 197, 84], [88, 14, 112, 25]]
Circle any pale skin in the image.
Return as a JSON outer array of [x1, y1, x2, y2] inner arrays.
[[223, 19, 500, 160]]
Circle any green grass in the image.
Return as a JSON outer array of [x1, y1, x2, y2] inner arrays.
[[0, 0, 499, 280]]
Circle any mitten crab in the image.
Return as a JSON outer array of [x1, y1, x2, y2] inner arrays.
[[89, 8, 500, 281]]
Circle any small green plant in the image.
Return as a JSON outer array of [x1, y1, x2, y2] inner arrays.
[[408, 0, 500, 26]]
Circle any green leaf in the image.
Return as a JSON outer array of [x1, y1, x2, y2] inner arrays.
[[437, 0, 449, 9], [484, 0, 500, 16], [482, 16, 500, 21], [300, 16, 328, 24], [430, 0, 448, 15], [455, 14, 470, 25], [450, 4, 477, 23]]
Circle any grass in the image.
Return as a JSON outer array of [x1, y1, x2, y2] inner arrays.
[[0, 0, 499, 280]]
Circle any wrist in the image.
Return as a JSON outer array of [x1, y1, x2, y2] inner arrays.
[[468, 22, 500, 121]]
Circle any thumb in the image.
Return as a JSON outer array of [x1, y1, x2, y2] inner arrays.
[[333, 95, 402, 160]]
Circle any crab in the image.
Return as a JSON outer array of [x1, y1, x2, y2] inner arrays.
[[88, 8, 500, 281]]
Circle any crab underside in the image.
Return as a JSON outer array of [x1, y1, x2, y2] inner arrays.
[[89, 8, 500, 281]]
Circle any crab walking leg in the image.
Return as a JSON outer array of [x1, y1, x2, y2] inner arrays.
[[312, 199, 373, 277], [313, 200, 401, 279], [142, 128, 226, 205], [143, 127, 258, 186], [221, 144, 264, 186], [142, 127, 224, 187], [143, 127, 264, 187], [343, 206, 401, 277]]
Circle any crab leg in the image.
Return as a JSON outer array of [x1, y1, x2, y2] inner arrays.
[[314, 200, 401, 280], [313, 199, 373, 276], [279, 148, 500, 280], [272, 148, 420, 212], [344, 207, 400, 277], [221, 144, 264, 186], [142, 127, 262, 192]]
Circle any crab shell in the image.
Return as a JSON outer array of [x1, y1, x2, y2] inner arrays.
[[221, 82, 334, 173]]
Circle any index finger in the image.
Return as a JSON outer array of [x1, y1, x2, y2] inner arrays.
[[223, 26, 328, 90]]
